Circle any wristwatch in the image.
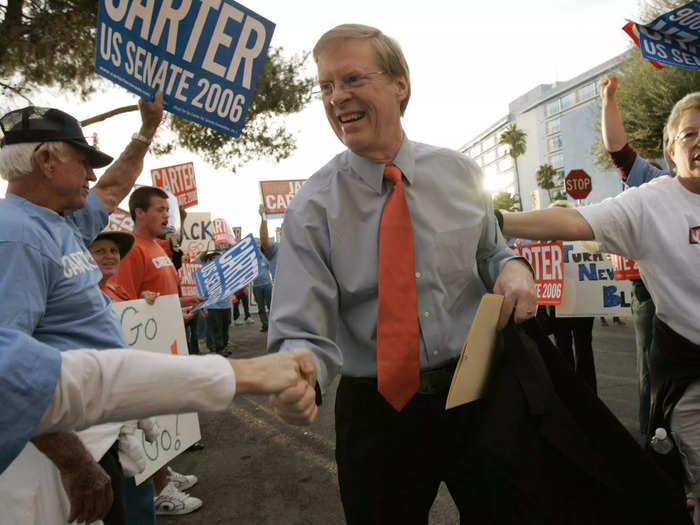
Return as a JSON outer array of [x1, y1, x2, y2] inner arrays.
[[131, 132, 152, 146]]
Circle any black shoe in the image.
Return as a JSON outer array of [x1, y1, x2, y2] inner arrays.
[[187, 440, 205, 452], [260, 326, 268, 332]]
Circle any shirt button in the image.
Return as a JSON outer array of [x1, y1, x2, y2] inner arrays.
[[415, 272, 422, 278], [424, 311, 431, 318]]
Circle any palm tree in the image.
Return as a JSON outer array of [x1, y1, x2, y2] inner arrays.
[[492, 191, 520, 212], [536, 163, 559, 203], [499, 123, 527, 209]]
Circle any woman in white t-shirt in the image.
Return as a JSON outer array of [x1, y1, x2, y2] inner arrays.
[[501, 91, 700, 521]]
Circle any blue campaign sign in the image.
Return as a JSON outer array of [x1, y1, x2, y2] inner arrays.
[[95, 0, 275, 137], [193, 234, 261, 310], [633, 1, 700, 70]]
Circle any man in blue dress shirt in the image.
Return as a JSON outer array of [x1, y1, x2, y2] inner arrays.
[[267, 24, 536, 524]]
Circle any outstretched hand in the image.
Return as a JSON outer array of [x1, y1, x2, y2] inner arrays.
[[267, 349, 318, 426]]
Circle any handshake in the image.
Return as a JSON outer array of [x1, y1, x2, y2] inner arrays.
[[229, 349, 319, 425]]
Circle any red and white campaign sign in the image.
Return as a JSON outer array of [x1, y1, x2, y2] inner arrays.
[[260, 179, 306, 218], [107, 208, 134, 232], [151, 162, 198, 209], [513, 242, 565, 305], [212, 218, 236, 246], [178, 262, 203, 297], [610, 254, 641, 280]]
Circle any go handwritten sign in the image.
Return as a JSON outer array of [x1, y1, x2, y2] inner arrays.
[[95, 0, 275, 137], [111, 294, 201, 484]]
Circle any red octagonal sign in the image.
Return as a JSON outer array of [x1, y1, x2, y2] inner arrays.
[[565, 169, 592, 200]]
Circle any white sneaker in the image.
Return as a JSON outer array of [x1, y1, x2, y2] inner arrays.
[[167, 466, 198, 491], [234, 319, 244, 326], [245, 317, 255, 324], [154, 482, 203, 515]]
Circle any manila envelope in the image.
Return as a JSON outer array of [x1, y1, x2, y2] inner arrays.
[[445, 293, 504, 409]]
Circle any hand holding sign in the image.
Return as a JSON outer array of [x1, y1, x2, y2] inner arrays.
[[139, 90, 164, 138]]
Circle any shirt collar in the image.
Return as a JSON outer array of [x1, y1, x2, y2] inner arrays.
[[5, 193, 63, 220], [347, 133, 416, 194]]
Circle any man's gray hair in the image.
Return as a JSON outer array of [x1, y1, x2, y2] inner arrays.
[[0, 142, 69, 181], [313, 24, 411, 116]]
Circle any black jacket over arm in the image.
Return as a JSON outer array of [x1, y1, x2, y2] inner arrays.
[[460, 319, 690, 524]]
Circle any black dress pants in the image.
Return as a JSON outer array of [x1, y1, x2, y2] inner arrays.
[[335, 376, 482, 525], [99, 441, 126, 525], [552, 316, 596, 392]]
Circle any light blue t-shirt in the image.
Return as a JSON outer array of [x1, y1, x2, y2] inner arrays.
[[626, 155, 667, 188], [252, 253, 272, 287], [0, 328, 61, 474], [0, 191, 127, 350], [262, 242, 279, 282]]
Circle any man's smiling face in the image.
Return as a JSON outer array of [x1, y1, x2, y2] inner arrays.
[[316, 38, 408, 163]]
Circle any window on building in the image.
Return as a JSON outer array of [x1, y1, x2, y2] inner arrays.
[[470, 144, 481, 157], [577, 82, 595, 101], [498, 156, 514, 171], [497, 144, 509, 158], [482, 135, 496, 150], [550, 153, 564, 169], [560, 92, 575, 111], [484, 164, 498, 178], [547, 135, 563, 152], [545, 118, 560, 135], [545, 99, 560, 117], [483, 150, 496, 164], [556, 168, 565, 184]]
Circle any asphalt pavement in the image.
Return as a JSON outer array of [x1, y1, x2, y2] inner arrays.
[[161, 316, 641, 524]]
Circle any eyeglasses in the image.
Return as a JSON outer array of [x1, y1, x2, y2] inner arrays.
[[673, 127, 699, 146], [311, 71, 386, 98]]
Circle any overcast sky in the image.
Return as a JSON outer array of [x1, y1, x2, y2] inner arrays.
[[1, 0, 645, 236]]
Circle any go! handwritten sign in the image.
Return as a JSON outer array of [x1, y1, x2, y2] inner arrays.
[[110, 294, 201, 484]]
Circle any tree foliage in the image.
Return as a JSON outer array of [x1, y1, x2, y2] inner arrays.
[[536, 164, 560, 200], [592, 0, 700, 167], [0, 0, 315, 172], [492, 191, 520, 212], [499, 123, 527, 159]]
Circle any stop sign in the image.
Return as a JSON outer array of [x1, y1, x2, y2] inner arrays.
[[565, 169, 592, 200]]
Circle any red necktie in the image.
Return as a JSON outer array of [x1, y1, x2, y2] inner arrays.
[[377, 164, 420, 411]]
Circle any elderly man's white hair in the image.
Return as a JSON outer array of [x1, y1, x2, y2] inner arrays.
[[0, 142, 69, 181]]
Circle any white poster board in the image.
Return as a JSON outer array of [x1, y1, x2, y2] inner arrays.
[[555, 242, 634, 317], [111, 294, 201, 484], [182, 212, 213, 259]]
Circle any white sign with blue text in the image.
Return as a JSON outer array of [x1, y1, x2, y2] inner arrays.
[[194, 234, 261, 310], [555, 242, 634, 318], [95, 0, 275, 137]]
